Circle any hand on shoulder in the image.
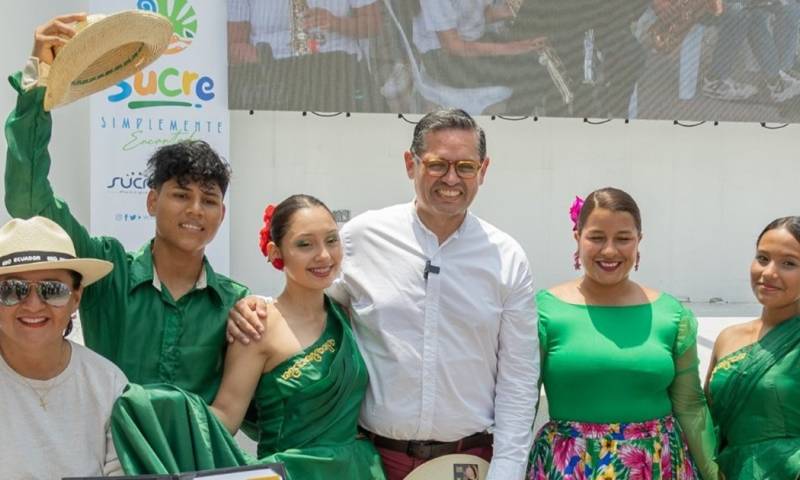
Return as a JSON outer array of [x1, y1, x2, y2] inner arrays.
[[227, 294, 269, 344]]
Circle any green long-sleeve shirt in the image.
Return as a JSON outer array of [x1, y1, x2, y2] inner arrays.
[[4, 72, 249, 403]]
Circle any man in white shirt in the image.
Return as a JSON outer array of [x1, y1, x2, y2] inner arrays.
[[230, 109, 539, 480]]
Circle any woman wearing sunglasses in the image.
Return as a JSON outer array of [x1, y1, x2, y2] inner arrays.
[[0, 216, 127, 478]]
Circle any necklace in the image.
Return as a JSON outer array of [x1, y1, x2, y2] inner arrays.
[[21, 377, 57, 410], [12, 343, 70, 411]]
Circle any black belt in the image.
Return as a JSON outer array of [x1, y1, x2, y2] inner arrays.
[[361, 429, 493, 460]]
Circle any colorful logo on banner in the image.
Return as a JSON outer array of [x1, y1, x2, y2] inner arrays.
[[137, 0, 197, 55], [107, 0, 215, 109]]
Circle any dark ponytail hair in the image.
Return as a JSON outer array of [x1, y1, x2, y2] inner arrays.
[[269, 194, 334, 247], [576, 187, 642, 234], [756, 216, 800, 246]]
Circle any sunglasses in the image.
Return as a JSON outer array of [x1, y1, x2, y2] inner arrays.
[[414, 155, 482, 179], [0, 279, 73, 307]]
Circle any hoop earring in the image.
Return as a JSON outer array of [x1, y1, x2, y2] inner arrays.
[[573, 251, 581, 270], [634, 252, 640, 272]]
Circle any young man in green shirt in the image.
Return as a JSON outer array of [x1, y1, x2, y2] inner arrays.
[[3, 14, 252, 403]]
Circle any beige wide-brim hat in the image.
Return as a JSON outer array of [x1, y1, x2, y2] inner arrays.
[[0, 217, 113, 286], [404, 454, 490, 480], [42, 10, 172, 111]]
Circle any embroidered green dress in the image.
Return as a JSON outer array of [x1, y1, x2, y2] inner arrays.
[[708, 316, 800, 479], [111, 297, 386, 480]]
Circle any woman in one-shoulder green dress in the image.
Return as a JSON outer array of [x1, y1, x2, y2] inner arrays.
[[110, 196, 386, 479], [706, 216, 800, 480], [252, 295, 385, 478]]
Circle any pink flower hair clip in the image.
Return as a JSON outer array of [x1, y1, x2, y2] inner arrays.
[[569, 196, 584, 231]]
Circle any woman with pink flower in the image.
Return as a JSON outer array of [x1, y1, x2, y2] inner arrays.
[[528, 187, 719, 480]]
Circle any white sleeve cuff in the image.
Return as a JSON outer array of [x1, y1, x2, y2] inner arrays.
[[486, 457, 528, 480], [22, 57, 49, 91], [256, 295, 274, 304]]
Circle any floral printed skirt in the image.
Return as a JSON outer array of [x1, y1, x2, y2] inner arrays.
[[528, 415, 699, 480]]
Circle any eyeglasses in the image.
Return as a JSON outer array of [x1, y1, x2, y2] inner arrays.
[[0, 280, 73, 307], [414, 155, 482, 179]]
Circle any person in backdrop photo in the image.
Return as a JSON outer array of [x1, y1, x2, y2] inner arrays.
[[510, 0, 652, 117], [702, 0, 800, 103], [705, 216, 800, 479], [5, 13, 250, 405], [411, 0, 562, 115], [0, 217, 127, 478], [227, 0, 385, 112], [229, 109, 540, 480], [529, 187, 719, 479]]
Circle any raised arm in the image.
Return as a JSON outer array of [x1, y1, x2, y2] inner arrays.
[[6, 14, 129, 330], [6, 13, 117, 259]]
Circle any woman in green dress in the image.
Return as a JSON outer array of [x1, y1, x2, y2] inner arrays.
[[111, 195, 386, 479], [705, 216, 800, 479], [529, 187, 719, 480]]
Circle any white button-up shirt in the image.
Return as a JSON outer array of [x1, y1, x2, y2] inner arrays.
[[413, 0, 493, 54], [328, 202, 539, 480]]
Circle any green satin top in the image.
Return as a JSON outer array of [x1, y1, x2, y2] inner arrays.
[[537, 289, 719, 479], [254, 297, 385, 479], [539, 290, 698, 422], [709, 316, 800, 479]]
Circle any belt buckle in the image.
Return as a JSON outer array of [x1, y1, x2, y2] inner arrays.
[[407, 440, 435, 460]]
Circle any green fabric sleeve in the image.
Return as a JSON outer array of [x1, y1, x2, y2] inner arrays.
[[111, 384, 253, 474], [4, 72, 128, 312], [669, 308, 720, 480], [674, 305, 699, 357]]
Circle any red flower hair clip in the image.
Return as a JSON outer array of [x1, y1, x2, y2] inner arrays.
[[258, 204, 283, 270]]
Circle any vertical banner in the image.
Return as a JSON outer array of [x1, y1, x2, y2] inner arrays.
[[90, 0, 230, 273]]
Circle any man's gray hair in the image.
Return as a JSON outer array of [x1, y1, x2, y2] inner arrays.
[[409, 109, 486, 161]]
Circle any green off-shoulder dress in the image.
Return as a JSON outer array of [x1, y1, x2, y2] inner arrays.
[[110, 297, 386, 480], [708, 316, 800, 479]]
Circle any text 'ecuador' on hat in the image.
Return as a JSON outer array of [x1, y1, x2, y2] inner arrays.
[[0, 217, 113, 286]]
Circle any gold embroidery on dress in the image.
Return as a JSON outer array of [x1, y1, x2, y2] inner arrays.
[[281, 338, 336, 380], [711, 350, 748, 376]]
